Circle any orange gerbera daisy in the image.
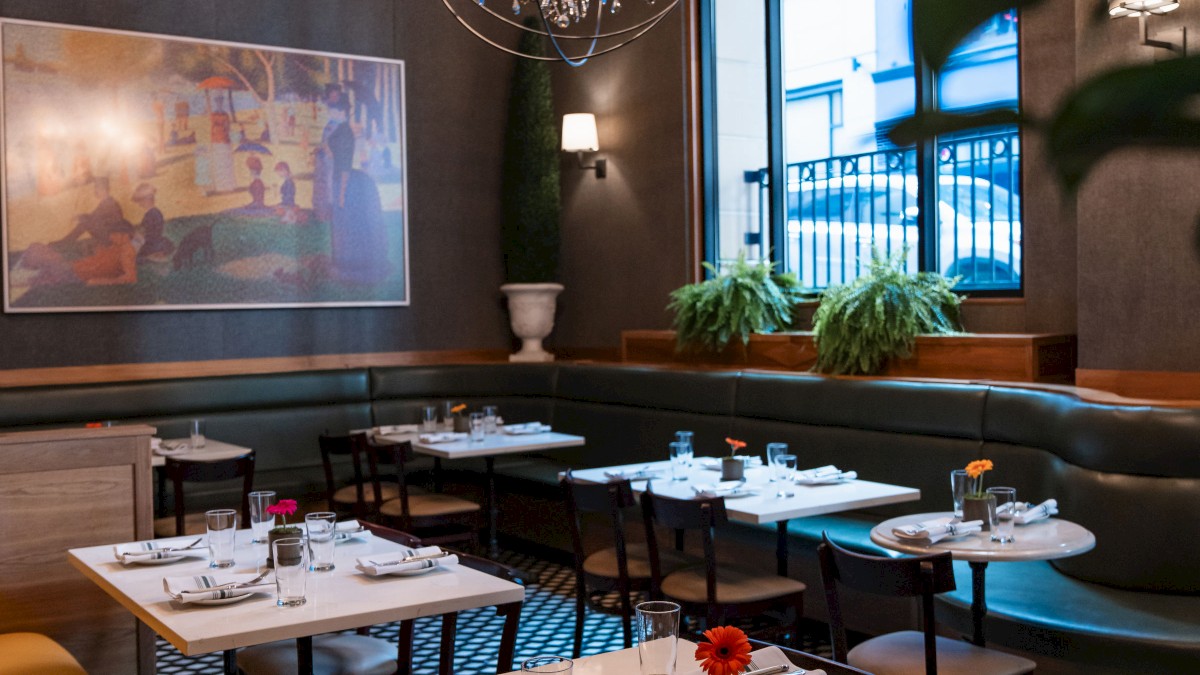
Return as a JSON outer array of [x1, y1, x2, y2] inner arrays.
[[965, 459, 993, 479], [450, 403, 467, 414], [725, 437, 747, 452], [695, 625, 752, 675]]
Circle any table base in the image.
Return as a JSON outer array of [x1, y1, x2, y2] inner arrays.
[[970, 561, 988, 647]]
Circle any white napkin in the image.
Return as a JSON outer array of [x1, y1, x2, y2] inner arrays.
[[692, 480, 755, 498], [502, 422, 552, 435], [334, 519, 372, 541], [794, 470, 856, 485], [153, 439, 191, 457], [163, 572, 270, 603], [604, 468, 665, 480], [354, 546, 460, 576], [796, 465, 839, 478], [999, 498, 1058, 525], [375, 424, 419, 436], [698, 456, 763, 470], [418, 432, 469, 443], [892, 517, 983, 543], [679, 645, 820, 675], [113, 539, 206, 564]]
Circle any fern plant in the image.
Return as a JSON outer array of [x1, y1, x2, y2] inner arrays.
[[668, 253, 805, 354], [812, 248, 964, 375]]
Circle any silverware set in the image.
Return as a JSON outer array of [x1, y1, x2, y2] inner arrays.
[[124, 536, 205, 557], [368, 551, 452, 567]]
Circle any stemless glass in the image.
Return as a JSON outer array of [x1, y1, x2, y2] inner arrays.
[[674, 431, 694, 467], [669, 441, 690, 481], [636, 600, 680, 675], [484, 406, 499, 434], [190, 418, 207, 448], [248, 491, 277, 544], [441, 401, 455, 430], [305, 512, 337, 571], [273, 537, 308, 607], [988, 486, 1017, 543], [469, 412, 486, 442], [774, 453, 797, 498], [205, 509, 237, 568], [421, 405, 439, 432], [766, 442, 789, 482], [522, 656, 573, 673], [951, 469, 969, 518]]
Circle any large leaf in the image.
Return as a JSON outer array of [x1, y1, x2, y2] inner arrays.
[[913, 0, 1047, 71], [1048, 56, 1200, 192], [888, 109, 1026, 147]]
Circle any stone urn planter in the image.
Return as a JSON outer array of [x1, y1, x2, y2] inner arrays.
[[501, 283, 564, 363]]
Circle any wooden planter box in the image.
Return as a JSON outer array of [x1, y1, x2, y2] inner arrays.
[[621, 330, 1077, 384]]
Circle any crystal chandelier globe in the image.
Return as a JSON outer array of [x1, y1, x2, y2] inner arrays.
[[441, 0, 683, 66]]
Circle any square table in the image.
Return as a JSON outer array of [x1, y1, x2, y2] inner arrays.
[[570, 460, 920, 576], [381, 429, 585, 555], [68, 530, 524, 675]]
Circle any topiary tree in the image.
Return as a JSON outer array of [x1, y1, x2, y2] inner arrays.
[[501, 20, 560, 283]]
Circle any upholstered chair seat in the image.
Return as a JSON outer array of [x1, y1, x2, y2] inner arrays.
[[848, 631, 1036, 675]]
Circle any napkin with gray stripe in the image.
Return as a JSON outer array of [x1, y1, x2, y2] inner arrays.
[[164, 572, 269, 603], [892, 516, 983, 543]]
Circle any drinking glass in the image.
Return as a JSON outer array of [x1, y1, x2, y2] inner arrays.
[[774, 453, 797, 498], [441, 401, 455, 430], [484, 405, 499, 434], [421, 405, 438, 432], [305, 512, 337, 572], [469, 412, 486, 442], [205, 509, 237, 568], [951, 469, 969, 518], [248, 491, 277, 544], [988, 487, 1017, 543], [669, 441, 690, 481], [522, 656, 573, 673], [674, 431, 694, 467], [273, 537, 308, 607], [766, 442, 789, 482], [190, 418, 207, 448], [636, 601, 680, 675]]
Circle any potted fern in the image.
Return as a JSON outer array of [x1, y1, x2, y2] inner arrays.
[[812, 248, 963, 375]]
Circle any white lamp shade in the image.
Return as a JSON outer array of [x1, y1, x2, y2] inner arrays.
[[1109, 0, 1181, 17], [562, 113, 599, 152]]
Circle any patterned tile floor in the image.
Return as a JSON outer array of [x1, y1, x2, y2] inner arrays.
[[156, 549, 832, 674]]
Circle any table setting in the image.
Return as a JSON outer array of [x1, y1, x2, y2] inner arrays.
[[355, 545, 460, 577]]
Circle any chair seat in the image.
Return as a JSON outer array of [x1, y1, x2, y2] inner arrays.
[[333, 483, 411, 506], [661, 564, 807, 604], [0, 632, 87, 675], [153, 512, 208, 538], [583, 543, 700, 580], [848, 631, 1036, 675], [379, 493, 482, 518], [237, 633, 397, 675]]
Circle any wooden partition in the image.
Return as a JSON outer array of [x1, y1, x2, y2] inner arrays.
[[0, 425, 155, 674]]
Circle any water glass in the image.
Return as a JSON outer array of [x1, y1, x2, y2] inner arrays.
[[190, 418, 207, 448], [469, 412, 486, 442], [674, 431, 694, 466], [669, 441, 690, 481], [441, 401, 455, 430], [766, 442, 789, 482], [988, 487, 1017, 543], [205, 509, 237, 568], [273, 537, 308, 607], [774, 453, 797, 498], [305, 512, 337, 572], [484, 405, 499, 434], [636, 601, 680, 675], [522, 656, 573, 673], [248, 491, 277, 544], [951, 469, 969, 518], [421, 405, 438, 432]]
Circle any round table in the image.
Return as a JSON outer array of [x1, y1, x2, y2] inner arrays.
[[870, 511, 1095, 647]]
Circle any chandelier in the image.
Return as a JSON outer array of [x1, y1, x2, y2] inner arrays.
[[441, 0, 683, 67]]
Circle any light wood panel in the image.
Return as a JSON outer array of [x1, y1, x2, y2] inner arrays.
[[1076, 368, 1200, 404]]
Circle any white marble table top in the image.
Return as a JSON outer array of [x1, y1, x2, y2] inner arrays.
[[870, 511, 1097, 562], [391, 430, 585, 460], [151, 438, 251, 468], [569, 460, 920, 525], [68, 531, 523, 656]]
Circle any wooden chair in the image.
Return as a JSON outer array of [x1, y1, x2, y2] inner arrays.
[[152, 451, 254, 537], [819, 533, 1036, 675], [236, 522, 524, 675], [320, 432, 399, 518], [562, 471, 698, 657], [363, 435, 481, 549], [640, 489, 806, 634]]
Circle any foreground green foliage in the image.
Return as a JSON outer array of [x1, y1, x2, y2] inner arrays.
[[668, 253, 804, 354], [812, 249, 963, 375]]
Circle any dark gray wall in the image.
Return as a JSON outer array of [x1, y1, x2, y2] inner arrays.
[[0, 0, 514, 368]]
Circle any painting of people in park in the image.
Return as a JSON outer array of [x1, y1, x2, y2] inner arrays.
[[1, 20, 408, 312]]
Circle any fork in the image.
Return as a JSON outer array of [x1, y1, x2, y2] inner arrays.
[[369, 551, 451, 567], [125, 536, 204, 557], [204, 568, 272, 592]]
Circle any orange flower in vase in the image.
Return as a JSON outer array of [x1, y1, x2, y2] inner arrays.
[[724, 437, 747, 457], [695, 625, 752, 675]]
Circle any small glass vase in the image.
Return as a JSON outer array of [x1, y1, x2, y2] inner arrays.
[[962, 495, 995, 531]]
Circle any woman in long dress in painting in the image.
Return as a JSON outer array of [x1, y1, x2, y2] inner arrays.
[[326, 98, 389, 284]]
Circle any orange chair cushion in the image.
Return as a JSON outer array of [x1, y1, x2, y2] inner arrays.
[[0, 633, 87, 675]]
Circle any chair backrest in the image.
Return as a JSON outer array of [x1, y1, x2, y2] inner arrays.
[[318, 432, 366, 515], [561, 472, 637, 587], [818, 532, 955, 674], [640, 488, 728, 607], [359, 435, 419, 522], [164, 451, 255, 537]]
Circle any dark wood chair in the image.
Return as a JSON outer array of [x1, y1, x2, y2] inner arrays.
[[362, 435, 481, 549], [562, 471, 698, 657], [640, 488, 806, 634], [320, 432, 399, 518], [152, 451, 254, 537], [746, 638, 874, 675], [819, 533, 1036, 675]]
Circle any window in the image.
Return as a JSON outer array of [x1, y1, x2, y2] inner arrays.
[[703, 0, 1022, 293]]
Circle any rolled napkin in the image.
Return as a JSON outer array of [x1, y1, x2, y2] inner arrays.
[[999, 498, 1058, 525], [692, 480, 754, 498], [375, 424, 419, 436], [698, 456, 763, 470], [795, 470, 856, 485], [114, 539, 206, 564], [334, 519, 372, 541], [418, 431, 469, 443], [153, 439, 190, 456], [355, 546, 460, 576], [164, 572, 271, 603], [604, 468, 665, 481], [678, 646, 819, 675], [796, 465, 840, 478], [892, 517, 983, 543], [502, 422, 552, 435]]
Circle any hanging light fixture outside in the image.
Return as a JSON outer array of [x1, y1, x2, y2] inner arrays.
[[441, 0, 682, 67], [1108, 0, 1186, 53]]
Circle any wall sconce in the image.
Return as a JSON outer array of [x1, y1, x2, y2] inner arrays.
[[562, 113, 607, 178], [1109, 0, 1186, 54]]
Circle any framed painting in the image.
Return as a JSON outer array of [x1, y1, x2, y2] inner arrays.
[[0, 19, 409, 312]]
